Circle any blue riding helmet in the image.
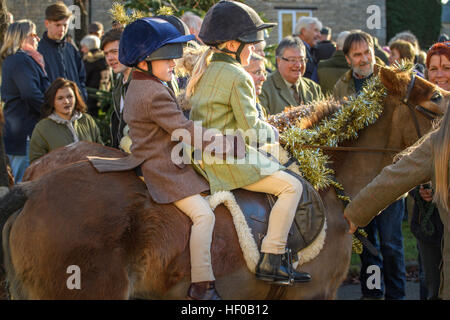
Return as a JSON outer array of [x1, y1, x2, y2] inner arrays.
[[119, 17, 195, 67]]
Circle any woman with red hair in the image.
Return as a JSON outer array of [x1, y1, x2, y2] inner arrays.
[[426, 41, 450, 91], [405, 41, 450, 299]]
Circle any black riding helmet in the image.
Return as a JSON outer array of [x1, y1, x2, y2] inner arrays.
[[199, 0, 276, 63], [155, 15, 190, 36]]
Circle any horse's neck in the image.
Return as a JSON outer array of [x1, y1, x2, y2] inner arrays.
[[335, 99, 397, 199]]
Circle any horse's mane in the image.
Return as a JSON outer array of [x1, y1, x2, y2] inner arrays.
[[267, 97, 343, 133]]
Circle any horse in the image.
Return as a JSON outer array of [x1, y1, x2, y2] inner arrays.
[[0, 65, 447, 299]]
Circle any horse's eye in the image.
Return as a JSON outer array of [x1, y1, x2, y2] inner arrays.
[[431, 92, 442, 103]]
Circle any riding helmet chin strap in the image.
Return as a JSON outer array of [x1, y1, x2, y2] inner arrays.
[[216, 41, 246, 64], [134, 61, 153, 76]]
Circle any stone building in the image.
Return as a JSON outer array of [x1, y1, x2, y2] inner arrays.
[[246, 0, 386, 45], [6, 0, 387, 45]]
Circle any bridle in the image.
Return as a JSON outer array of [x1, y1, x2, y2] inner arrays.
[[402, 73, 440, 139], [279, 73, 441, 259], [298, 73, 440, 154]]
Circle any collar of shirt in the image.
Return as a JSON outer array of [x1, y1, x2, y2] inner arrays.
[[303, 40, 311, 51], [280, 73, 300, 92]]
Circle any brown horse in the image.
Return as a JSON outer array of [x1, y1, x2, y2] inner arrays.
[[0, 65, 447, 299]]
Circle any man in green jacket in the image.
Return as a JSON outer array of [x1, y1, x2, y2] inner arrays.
[[317, 31, 350, 95], [259, 36, 324, 115], [101, 28, 132, 149], [333, 31, 385, 100], [335, 30, 407, 300]]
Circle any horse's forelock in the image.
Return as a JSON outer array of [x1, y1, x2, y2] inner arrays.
[[378, 67, 412, 97]]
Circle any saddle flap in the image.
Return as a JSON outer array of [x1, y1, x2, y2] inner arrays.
[[231, 170, 326, 256]]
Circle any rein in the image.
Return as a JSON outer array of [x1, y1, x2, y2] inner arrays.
[[402, 73, 439, 139], [294, 74, 438, 154], [298, 145, 402, 154], [402, 74, 423, 138]]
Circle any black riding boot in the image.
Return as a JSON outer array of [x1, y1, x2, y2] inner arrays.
[[255, 251, 311, 285]]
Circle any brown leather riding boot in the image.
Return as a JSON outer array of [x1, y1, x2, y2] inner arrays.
[[187, 281, 222, 300]]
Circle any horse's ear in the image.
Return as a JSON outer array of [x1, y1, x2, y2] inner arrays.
[[373, 64, 381, 76], [377, 65, 404, 96]]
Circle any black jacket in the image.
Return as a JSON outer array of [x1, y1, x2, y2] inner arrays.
[[1, 51, 50, 155], [83, 49, 109, 116], [38, 32, 87, 101]]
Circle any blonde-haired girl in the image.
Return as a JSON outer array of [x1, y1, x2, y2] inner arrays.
[[187, 0, 311, 285]]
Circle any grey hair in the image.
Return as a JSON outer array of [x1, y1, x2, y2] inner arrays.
[[294, 16, 322, 36], [276, 36, 305, 57], [0, 19, 36, 60], [388, 30, 419, 52], [181, 11, 203, 32], [336, 31, 350, 51], [80, 35, 100, 51], [249, 52, 264, 62]]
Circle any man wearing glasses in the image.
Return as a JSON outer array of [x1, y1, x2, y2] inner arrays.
[[244, 52, 268, 120], [259, 36, 324, 115]]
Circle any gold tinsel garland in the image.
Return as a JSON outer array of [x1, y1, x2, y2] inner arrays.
[[272, 58, 416, 191], [269, 75, 392, 255], [280, 75, 388, 192], [352, 229, 368, 255], [277, 59, 414, 192]]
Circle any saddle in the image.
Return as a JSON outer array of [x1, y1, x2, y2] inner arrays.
[[231, 169, 326, 263], [135, 165, 327, 270]]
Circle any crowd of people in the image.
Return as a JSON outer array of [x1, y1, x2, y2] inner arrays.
[[0, 1, 448, 300]]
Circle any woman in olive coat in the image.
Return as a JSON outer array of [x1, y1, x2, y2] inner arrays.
[[29, 78, 102, 163], [344, 105, 450, 300], [186, 1, 311, 285]]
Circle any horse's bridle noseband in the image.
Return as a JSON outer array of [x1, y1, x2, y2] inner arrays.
[[402, 73, 440, 138]]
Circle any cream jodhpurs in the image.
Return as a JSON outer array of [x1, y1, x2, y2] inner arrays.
[[242, 170, 303, 254], [174, 194, 215, 283]]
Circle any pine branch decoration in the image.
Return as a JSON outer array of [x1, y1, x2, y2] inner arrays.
[[110, 2, 147, 26], [157, 6, 174, 16]]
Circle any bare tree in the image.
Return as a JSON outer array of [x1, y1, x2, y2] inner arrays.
[[74, 0, 88, 45], [0, 0, 9, 44]]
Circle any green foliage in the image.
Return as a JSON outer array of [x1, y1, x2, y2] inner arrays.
[[386, 0, 442, 50], [87, 87, 113, 146]]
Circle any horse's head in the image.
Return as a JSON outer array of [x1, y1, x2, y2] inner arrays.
[[374, 64, 448, 148], [374, 64, 448, 116]]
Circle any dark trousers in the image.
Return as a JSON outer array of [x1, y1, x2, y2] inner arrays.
[[417, 239, 442, 299], [359, 199, 406, 299]]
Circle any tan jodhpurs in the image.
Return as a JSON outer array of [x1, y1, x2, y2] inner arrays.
[[174, 194, 215, 283], [242, 170, 303, 254]]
